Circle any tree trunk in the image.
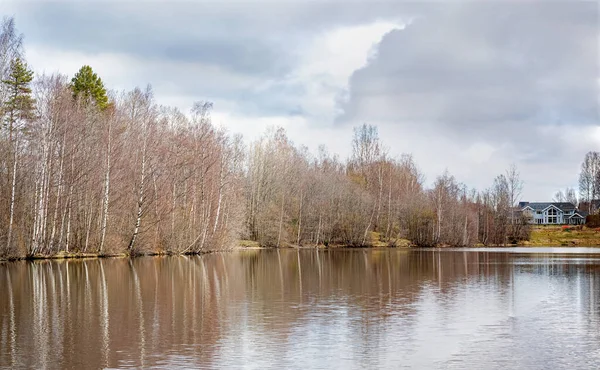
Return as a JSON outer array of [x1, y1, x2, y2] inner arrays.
[[6, 138, 19, 255], [315, 212, 322, 247], [296, 189, 303, 246], [212, 158, 225, 235], [277, 194, 285, 248], [129, 146, 147, 252], [49, 139, 65, 253], [99, 119, 112, 253]]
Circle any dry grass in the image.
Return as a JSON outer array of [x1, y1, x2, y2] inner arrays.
[[369, 232, 412, 247], [238, 239, 262, 249], [522, 226, 600, 246]]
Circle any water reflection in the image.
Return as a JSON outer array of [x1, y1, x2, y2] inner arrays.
[[1, 249, 600, 369]]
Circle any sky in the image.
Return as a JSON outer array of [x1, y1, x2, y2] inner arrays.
[[3, 0, 599, 201]]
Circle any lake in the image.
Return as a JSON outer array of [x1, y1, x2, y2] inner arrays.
[[2, 248, 600, 369]]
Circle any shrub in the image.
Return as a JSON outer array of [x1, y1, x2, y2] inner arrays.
[[586, 215, 600, 228]]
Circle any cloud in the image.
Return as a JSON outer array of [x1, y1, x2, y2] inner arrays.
[[11, 1, 405, 116], [339, 2, 597, 131], [6, 0, 599, 201], [336, 1, 599, 199]]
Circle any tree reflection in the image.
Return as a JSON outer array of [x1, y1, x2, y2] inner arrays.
[[1, 250, 600, 368]]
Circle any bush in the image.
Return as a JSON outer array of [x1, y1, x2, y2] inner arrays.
[[586, 215, 600, 228]]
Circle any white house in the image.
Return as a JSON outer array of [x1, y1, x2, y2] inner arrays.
[[519, 202, 587, 225]]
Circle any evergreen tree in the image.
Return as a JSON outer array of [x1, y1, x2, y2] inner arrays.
[[70, 65, 109, 110], [2, 57, 35, 136]]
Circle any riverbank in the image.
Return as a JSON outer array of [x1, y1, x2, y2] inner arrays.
[[520, 225, 600, 247], [3, 227, 599, 261], [0, 248, 236, 262]]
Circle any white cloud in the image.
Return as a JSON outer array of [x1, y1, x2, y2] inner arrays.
[[256, 21, 402, 124]]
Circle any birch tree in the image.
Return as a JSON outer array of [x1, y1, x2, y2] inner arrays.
[[579, 152, 599, 211], [2, 58, 35, 256], [126, 86, 156, 253]]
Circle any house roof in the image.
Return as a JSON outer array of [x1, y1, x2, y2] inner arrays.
[[567, 210, 589, 219], [520, 202, 577, 212]]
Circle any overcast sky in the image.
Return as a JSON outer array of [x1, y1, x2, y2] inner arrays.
[[4, 0, 599, 201]]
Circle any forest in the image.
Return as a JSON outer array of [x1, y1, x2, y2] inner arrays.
[[0, 17, 535, 258]]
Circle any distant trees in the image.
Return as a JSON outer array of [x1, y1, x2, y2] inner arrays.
[[579, 151, 600, 212], [553, 187, 577, 205], [564, 188, 577, 205], [241, 122, 529, 248]]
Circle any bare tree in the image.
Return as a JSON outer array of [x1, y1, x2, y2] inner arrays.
[[579, 152, 599, 212], [553, 190, 565, 203], [505, 164, 523, 224], [0, 17, 23, 104], [564, 187, 577, 205]]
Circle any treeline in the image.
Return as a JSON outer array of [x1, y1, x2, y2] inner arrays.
[[0, 17, 529, 258], [245, 126, 529, 248], [0, 18, 245, 257], [578, 151, 600, 212]]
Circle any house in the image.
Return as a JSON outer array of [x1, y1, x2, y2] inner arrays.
[[519, 202, 588, 225]]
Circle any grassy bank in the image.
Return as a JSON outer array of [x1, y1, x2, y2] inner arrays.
[[521, 225, 600, 247], [238, 232, 413, 250]]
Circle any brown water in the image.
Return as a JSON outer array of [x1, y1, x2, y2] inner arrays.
[[1, 248, 600, 369]]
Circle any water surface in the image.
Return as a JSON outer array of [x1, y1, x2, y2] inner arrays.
[[1, 248, 600, 369]]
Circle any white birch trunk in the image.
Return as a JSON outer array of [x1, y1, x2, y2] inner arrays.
[[296, 189, 303, 246], [129, 147, 146, 252], [99, 119, 112, 253], [276, 194, 285, 248], [49, 140, 65, 253], [6, 137, 19, 255], [212, 158, 225, 235]]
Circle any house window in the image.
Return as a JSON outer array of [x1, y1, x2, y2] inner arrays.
[[548, 216, 557, 224], [537, 219, 542, 224], [536, 211, 542, 215], [548, 208, 557, 216]]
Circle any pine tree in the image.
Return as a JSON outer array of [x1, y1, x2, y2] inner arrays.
[[2, 57, 35, 136], [70, 65, 109, 110]]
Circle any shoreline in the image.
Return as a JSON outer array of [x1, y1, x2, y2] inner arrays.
[[0, 248, 243, 262], [4, 242, 600, 262], [3, 225, 600, 261]]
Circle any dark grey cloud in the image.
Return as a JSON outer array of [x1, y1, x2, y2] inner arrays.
[[337, 1, 599, 152], [18, 2, 291, 76], [7, 1, 421, 116], [12, 1, 596, 128], [11, 1, 419, 75]]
